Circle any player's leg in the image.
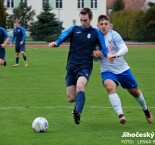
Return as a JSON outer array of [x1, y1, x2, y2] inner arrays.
[[21, 45, 28, 67], [0, 49, 6, 66], [71, 68, 91, 125], [102, 72, 126, 124], [13, 52, 19, 67], [66, 72, 77, 102], [21, 50, 28, 67], [67, 85, 76, 103], [127, 88, 152, 123], [72, 76, 87, 125], [66, 72, 81, 124], [75, 76, 87, 113], [13, 47, 20, 67], [20, 44, 28, 67], [0, 58, 4, 65], [119, 69, 152, 123], [0, 59, 6, 66]]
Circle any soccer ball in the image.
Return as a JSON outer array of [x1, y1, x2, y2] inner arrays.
[[32, 117, 49, 133]]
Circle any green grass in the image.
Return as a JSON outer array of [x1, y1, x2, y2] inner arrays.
[[0, 47, 155, 145]]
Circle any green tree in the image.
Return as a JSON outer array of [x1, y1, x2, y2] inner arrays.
[[131, 6, 155, 41], [0, 0, 7, 28], [148, 2, 155, 7], [112, 0, 125, 12], [6, 2, 36, 29], [29, 0, 64, 41]]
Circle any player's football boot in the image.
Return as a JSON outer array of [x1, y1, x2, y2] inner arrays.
[[24, 61, 28, 67], [119, 114, 127, 124], [143, 109, 153, 123], [72, 108, 81, 125], [13, 64, 19, 67], [3, 60, 7, 66]]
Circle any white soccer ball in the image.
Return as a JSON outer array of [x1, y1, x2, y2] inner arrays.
[[32, 117, 49, 133]]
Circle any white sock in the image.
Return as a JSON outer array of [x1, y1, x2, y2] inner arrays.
[[135, 92, 147, 110], [108, 93, 123, 116]]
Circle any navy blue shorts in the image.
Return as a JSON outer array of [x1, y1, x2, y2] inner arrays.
[[15, 44, 26, 53], [66, 68, 92, 87], [101, 69, 138, 89], [0, 48, 5, 60]]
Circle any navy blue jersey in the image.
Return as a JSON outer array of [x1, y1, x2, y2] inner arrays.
[[0, 27, 9, 59], [0, 27, 9, 45], [55, 25, 108, 71], [11, 26, 26, 47]]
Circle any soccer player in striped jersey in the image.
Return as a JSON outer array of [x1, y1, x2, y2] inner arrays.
[[10, 20, 28, 67], [93, 15, 152, 124], [49, 8, 113, 125], [0, 27, 10, 66]]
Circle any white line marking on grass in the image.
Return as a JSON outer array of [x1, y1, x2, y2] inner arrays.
[[0, 106, 155, 110]]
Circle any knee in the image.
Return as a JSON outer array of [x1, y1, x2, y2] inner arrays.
[[16, 53, 19, 57], [0, 59, 4, 65], [129, 88, 141, 97], [21, 51, 25, 55], [76, 83, 85, 92], [105, 84, 116, 94]]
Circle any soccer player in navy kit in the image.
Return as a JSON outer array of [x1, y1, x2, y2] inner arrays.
[[0, 27, 10, 66], [49, 8, 113, 125], [10, 20, 28, 67]]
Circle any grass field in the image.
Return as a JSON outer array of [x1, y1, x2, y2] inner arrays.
[[0, 46, 155, 145]]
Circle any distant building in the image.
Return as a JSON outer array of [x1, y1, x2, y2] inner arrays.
[[5, 0, 106, 29], [142, 0, 155, 9], [107, 0, 146, 15]]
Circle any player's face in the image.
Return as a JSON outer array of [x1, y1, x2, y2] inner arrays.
[[80, 14, 92, 28], [97, 19, 110, 34], [14, 22, 20, 28]]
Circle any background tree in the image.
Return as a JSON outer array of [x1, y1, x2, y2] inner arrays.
[[0, 0, 7, 28], [6, 2, 36, 29], [148, 2, 155, 7], [112, 0, 125, 12], [29, 0, 64, 41], [131, 5, 155, 41]]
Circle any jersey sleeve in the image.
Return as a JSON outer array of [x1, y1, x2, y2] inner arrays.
[[2, 28, 9, 38], [55, 26, 74, 46], [20, 27, 26, 42], [96, 29, 108, 57], [112, 31, 128, 56]]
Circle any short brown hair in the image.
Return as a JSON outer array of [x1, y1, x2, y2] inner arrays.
[[14, 20, 21, 24], [80, 8, 93, 19], [98, 15, 110, 22]]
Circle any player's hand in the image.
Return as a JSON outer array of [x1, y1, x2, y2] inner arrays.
[[1, 43, 6, 48], [20, 41, 23, 45], [114, 53, 120, 58], [107, 52, 116, 62], [49, 42, 57, 47], [93, 50, 103, 58]]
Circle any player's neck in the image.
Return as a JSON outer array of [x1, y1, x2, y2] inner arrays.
[[81, 25, 91, 29]]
